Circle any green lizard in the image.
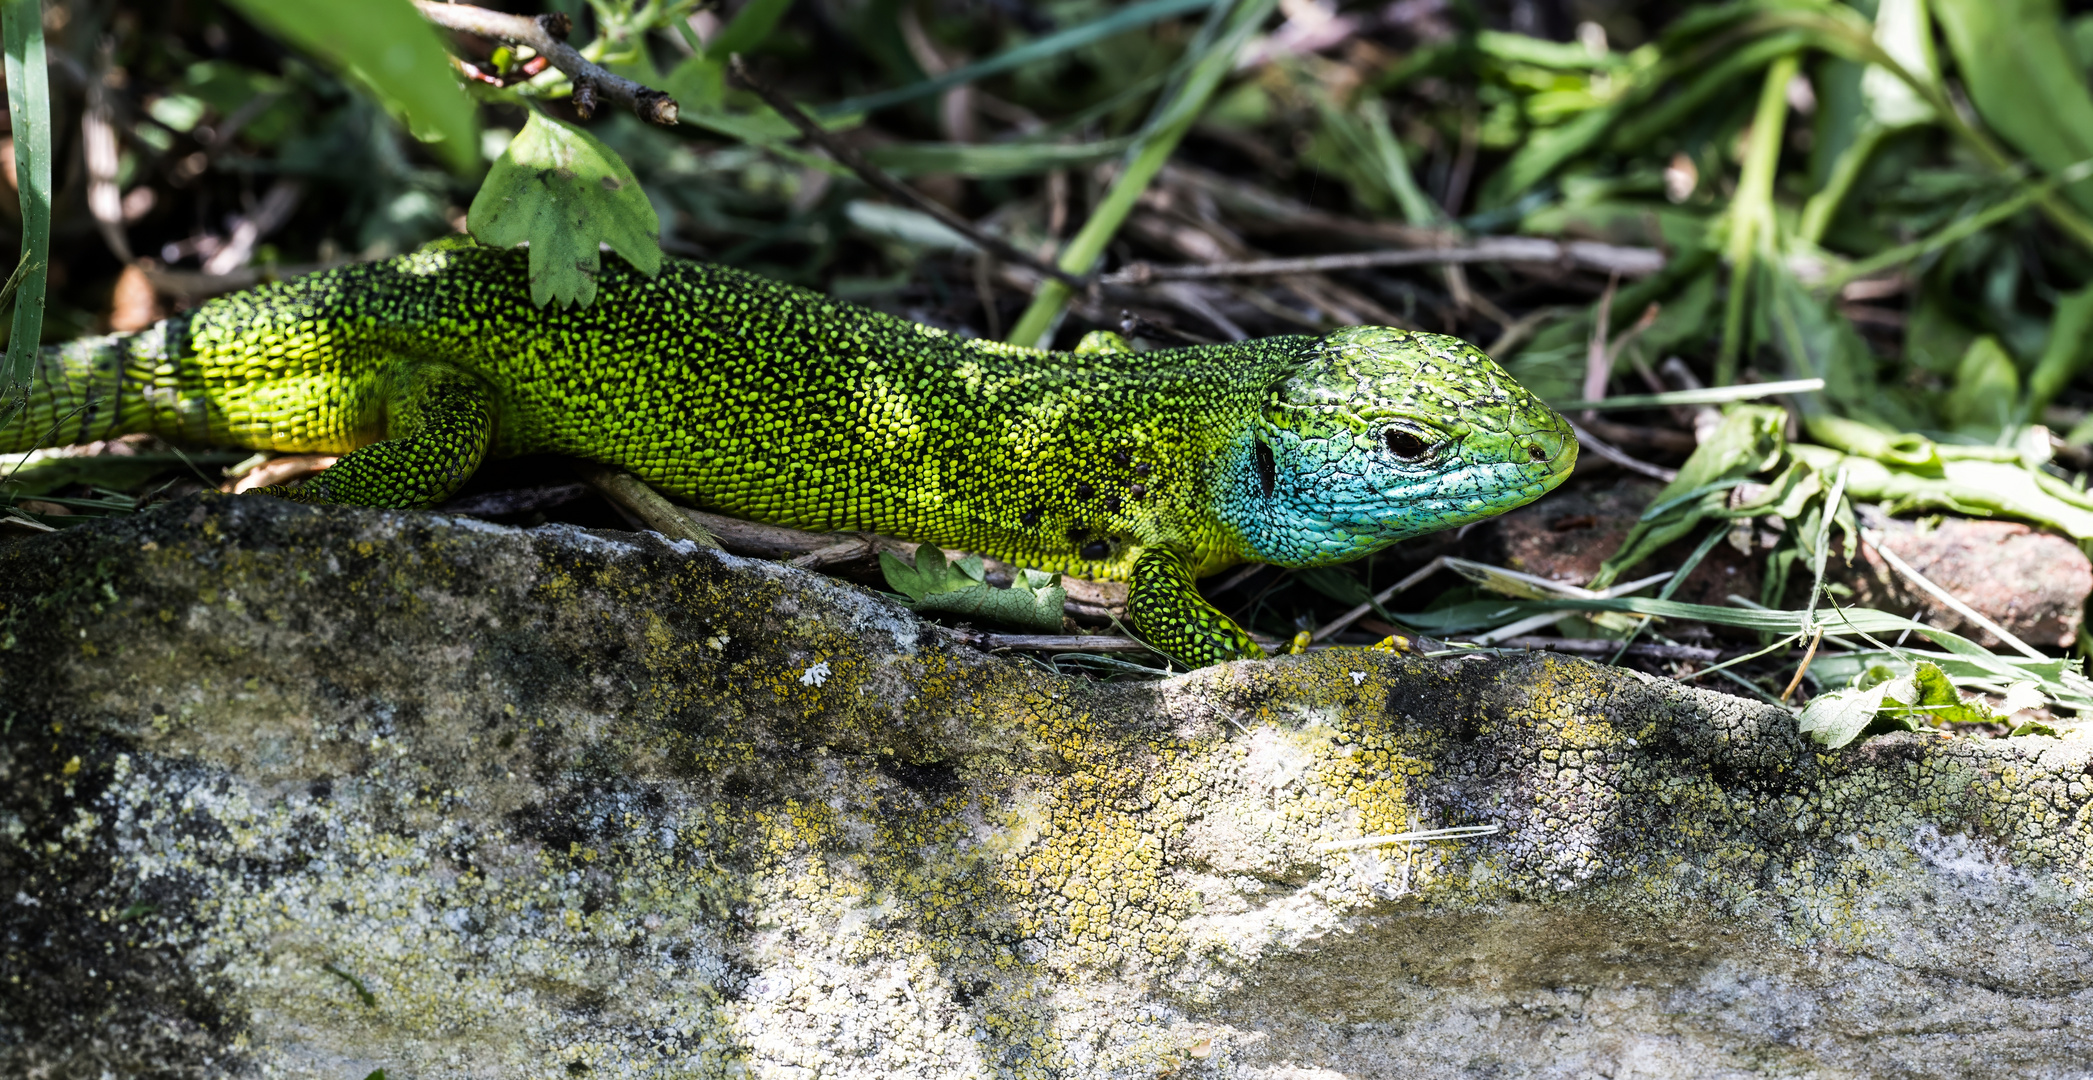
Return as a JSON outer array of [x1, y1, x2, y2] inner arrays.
[[5, 242, 1575, 666]]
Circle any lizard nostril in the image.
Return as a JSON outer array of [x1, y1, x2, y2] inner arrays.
[[1528, 444, 1548, 462]]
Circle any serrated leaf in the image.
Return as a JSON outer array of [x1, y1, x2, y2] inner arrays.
[[1893, 661, 1997, 725], [879, 546, 1067, 633], [223, 0, 477, 174], [914, 568, 1068, 633], [467, 113, 661, 308], [1800, 660, 2017, 748], [877, 549, 930, 602]]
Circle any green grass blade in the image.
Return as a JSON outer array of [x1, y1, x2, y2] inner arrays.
[[820, 0, 1215, 118], [705, 0, 794, 60], [1006, 0, 1276, 348], [1715, 51, 1799, 387], [1, 0, 49, 401]]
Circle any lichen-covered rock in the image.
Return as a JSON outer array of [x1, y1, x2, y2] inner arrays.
[[2, 495, 2090, 1079]]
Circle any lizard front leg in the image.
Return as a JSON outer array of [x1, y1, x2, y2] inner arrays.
[[263, 375, 493, 509], [1127, 547, 1265, 668]]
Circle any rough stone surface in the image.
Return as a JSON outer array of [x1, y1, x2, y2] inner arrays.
[[1832, 509, 2093, 650], [1485, 479, 1763, 605], [1489, 481, 2092, 649], [3, 495, 2092, 1079]]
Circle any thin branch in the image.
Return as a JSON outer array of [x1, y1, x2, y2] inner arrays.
[[1581, 272, 1619, 422], [1102, 237, 1666, 285], [412, 1, 679, 125], [727, 57, 1086, 290]]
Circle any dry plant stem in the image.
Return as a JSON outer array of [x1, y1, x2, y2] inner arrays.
[[728, 58, 1084, 290], [80, 44, 129, 263], [1780, 626, 1823, 703], [1207, 561, 1267, 596], [973, 254, 1002, 341], [574, 464, 722, 548], [1497, 636, 1722, 663], [1581, 273, 1619, 423], [1864, 531, 2047, 661], [933, 627, 1148, 654], [1569, 420, 1679, 482], [1104, 237, 1665, 285], [412, 1, 678, 124]]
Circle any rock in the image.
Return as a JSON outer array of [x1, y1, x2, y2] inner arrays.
[[1484, 479, 1762, 605], [3, 494, 2092, 1078], [1488, 482, 2093, 651], [1829, 509, 2092, 650]]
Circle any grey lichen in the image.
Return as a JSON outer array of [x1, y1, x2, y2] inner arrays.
[[2, 494, 2090, 1078]]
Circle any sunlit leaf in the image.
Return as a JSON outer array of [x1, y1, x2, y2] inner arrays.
[[1935, 0, 2093, 216], [1797, 681, 1899, 749], [223, 0, 477, 174], [467, 113, 662, 308]]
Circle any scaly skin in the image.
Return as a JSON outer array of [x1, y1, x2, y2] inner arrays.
[[5, 242, 1576, 666]]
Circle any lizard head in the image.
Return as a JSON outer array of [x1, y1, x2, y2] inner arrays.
[[1217, 326, 1575, 567]]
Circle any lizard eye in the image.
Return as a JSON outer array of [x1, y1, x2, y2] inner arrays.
[[1384, 429, 1431, 460]]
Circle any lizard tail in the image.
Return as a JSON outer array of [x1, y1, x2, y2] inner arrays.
[[0, 326, 189, 453]]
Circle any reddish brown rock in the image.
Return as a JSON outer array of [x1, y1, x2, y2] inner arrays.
[[1830, 511, 2090, 649], [1482, 479, 1762, 607]]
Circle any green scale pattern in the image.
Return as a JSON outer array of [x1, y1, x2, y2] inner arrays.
[[6, 243, 1574, 667]]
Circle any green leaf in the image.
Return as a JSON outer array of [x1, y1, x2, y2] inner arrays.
[[1786, 442, 2093, 539], [1861, 0, 1939, 129], [1797, 681, 1899, 749], [1589, 405, 1787, 589], [879, 545, 1067, 633], [1, 0, 49, 401], [467, 113, 662, 308], [223, 0, 478, 174], [1946, 335, 2021, 435], [1801, 659, 2016, 749], [1935, 0, 2093, 217], [705, 0, 795, 60], [2025, 281, 2093, 416]]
